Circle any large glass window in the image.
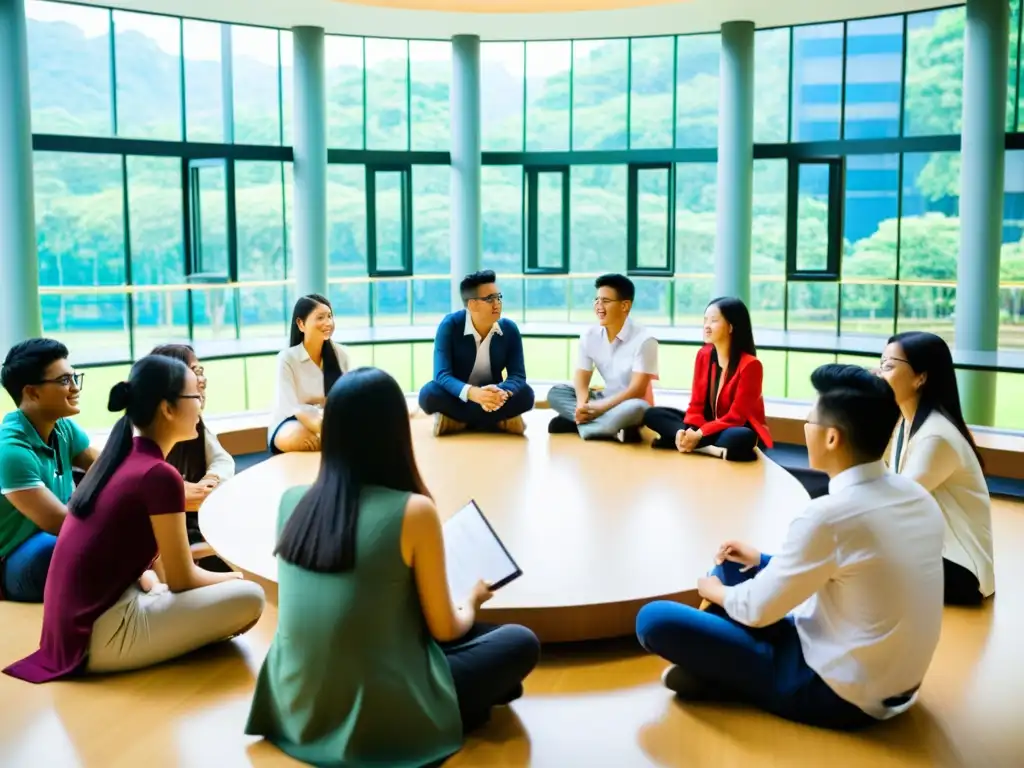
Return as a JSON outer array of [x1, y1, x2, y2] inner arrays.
[[791, 23, 843, 142], [35, 152, 128, 363], [629, 36, 674, 149], [366, 38, 409, 150], [26, 1, 112, 136], [481, 42, 525, 151], [1001, 151, 1024, 350], [572, 40, 627, 151], [903, 8, 965, 137], [844, 16, 904, 140], [183, 20, 225, 143], [525, 41, 571, 151], [231, 26, 282, 145], [236, 162, 288, 342], [410, 41, 451, 151], [754, 28, 791, 144], [113, 12, 181, 141], [327, 165, 367, 277], [327, 36, 364, 148], [571, 165, 627, 274], [675, 33, 719, 147]]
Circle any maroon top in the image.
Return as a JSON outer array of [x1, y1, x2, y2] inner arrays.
[[3, 438, 185, 683]]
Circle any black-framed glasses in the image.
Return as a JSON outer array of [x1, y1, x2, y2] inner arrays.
[[473, 293, 503, 305], [38, 372, 84, 390], [879, 356, 910, 372]]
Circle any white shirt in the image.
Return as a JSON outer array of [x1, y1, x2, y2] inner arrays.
[[459, 314, 503, 402], [203, 427, 234, 481], [576, 317, 659, 404], [891, 411, 994, 597], [724, 461, 945, 720], [269, 341, 352, 438]]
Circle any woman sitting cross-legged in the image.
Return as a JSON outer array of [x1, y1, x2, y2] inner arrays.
[[636, 365, 946, 730], [269, 293, 352, 454], [151, 343, 234, 570], [643, 297, 772, 462], [878, 331, 994, 606], [245, 366, 540, 767], [3, 355, 265, 683]]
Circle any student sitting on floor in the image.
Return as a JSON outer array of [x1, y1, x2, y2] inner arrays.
[[247, 367, 539, 767], [418, 270, 535, 437], [636, 364, 945, 731], [269, 294, 352, 454], [0, 339, 98, 602], [4, 355, 265, 683], [547, 273, 658, 442], [878, 331, 994, 606], [151, 344, 235, 571], [643, 297, 771, 462]]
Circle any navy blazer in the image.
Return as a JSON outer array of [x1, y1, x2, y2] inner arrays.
[[432, 310, 528, 399]]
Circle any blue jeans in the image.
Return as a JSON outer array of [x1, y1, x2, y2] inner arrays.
[[635, 560, 876, 731], [1, 531, 57, 603]]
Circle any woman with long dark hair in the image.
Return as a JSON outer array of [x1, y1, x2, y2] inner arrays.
[[246, 367, 539, 766], [150, 344, 234, 543], [3, 355, 264, 683], [643, 297, 772, 462], [879, 331, 994, 605], [269, 294, 351, 454]]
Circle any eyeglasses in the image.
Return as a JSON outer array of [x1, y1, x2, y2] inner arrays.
[[38, 372, 84, 390], [878, 356, 910, 373], [594, 298, 623, 307], [191, 365, 205, 378], [472, 293, 503, 305]]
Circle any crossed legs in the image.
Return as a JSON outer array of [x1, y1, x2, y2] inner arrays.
[[546, 384, 649, 441], [418, 381, 535, 434]]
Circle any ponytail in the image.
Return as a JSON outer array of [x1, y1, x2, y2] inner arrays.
[[68, 355, 190, 519]]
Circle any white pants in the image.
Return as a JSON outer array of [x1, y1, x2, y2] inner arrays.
[[86, 579, 266, 673]]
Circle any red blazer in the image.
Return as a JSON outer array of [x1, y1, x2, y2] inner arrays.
[[683, 345, 773, 448]]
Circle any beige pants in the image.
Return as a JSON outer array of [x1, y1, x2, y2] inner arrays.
[[86, 579, 265, 673]]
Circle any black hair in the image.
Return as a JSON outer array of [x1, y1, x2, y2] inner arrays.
[[810, 363, 901, 462], [888, 331, 983, 468], [68, 355, 191, 519], [290, 294, 343, 394], [595, 273, 635, 303], [275, 367, 430, 573], [460, 270, 498, 304], [1, 338, 70, 406], [150, 343, 208, 483], [706, 296, 757, 387]]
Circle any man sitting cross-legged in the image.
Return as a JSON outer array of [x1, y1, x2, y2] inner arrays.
[[0, 339, 99, 602], [418, 270, 535, 437], [547, 274, 658, 442], [635, 364, 945, 731]]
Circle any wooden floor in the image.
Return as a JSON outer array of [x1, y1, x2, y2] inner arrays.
[[2, 498, 1023, 767]]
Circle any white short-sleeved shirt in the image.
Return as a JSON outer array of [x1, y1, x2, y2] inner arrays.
[[890, 410, 995, 597], [576, 317, 659, 404], [269, 341, 352, 439]]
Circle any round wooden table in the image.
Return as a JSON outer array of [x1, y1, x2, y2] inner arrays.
[[200, 410, 810, 642]]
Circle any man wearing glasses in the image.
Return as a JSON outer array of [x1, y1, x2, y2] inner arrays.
[[419, 270, 535, 436], [547, 274, 658, 442], [0, 339, 98, 601]]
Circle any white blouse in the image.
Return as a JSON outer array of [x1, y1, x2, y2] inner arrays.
[[890, 410, 995, 597], [269, 341, 352, 441], [204, 427, 235, 481]]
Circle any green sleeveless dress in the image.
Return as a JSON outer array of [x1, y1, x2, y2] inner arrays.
[[245, 485, 462, 767]]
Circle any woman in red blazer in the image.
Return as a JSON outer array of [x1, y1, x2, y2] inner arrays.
[[643, 297, 772, 462]]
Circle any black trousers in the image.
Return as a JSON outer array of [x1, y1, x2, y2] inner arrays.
[[418, 381, 535, 430], [642, 407, 759, 462], [439, 622, 540, 733], [944, 558, 983, 606]]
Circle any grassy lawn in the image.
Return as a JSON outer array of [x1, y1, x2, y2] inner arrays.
[[5, 322, 1024, 432]]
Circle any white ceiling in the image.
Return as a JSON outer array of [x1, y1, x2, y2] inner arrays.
[[70, 0, 952, 40]]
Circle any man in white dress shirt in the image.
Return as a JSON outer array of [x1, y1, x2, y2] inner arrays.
[[547, 274, 658, 442], [418, 271, 535, 437], [636, 364, 945, 730]]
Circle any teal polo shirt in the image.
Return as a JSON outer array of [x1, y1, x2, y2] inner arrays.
[[0, 410, 89, 559]]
